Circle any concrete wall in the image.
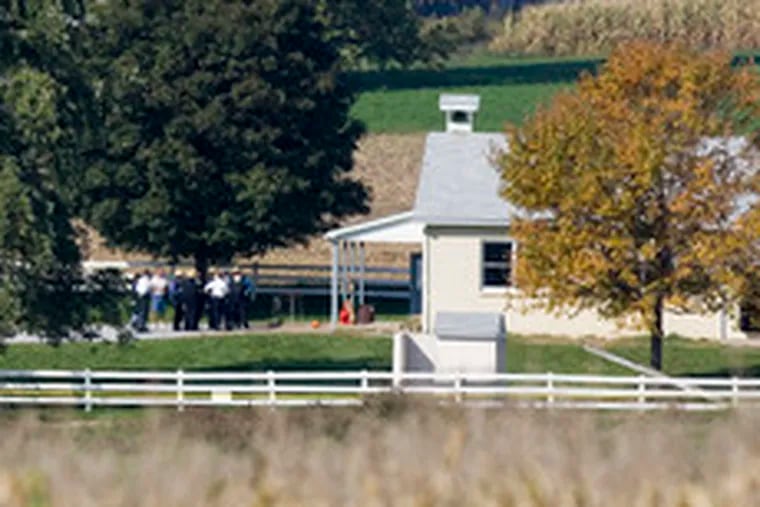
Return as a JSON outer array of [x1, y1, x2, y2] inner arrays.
[[423, 226, 750, 340], [392, 332, 506, 384]]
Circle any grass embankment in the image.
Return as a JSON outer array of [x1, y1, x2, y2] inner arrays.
[[349, 55, 597, 133], [4, 332, 760, 377]]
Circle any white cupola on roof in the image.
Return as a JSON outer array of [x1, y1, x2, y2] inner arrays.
[[439, 94, 480, 133]]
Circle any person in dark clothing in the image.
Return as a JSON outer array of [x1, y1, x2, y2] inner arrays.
[[238, 270, 256, 329], [169, 270, 185, 331], [181, 269, 200, 331], [223, 271, 235, 330], [228, 271, 246, 330]]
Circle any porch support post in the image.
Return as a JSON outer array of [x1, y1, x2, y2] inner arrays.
[[330, 240, 339, 329], [349, 241, 357, 302], [359, 242, 366, 305], [340, 241, 347, 303]]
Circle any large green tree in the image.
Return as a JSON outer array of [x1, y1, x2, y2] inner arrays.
[[0, 1, 125, 341], [83, 0, 369, 275], [1, 0, 97, 207]]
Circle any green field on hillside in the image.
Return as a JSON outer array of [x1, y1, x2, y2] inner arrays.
[[350, 52, 760, 133], [350, 55, 601, 133], [3, 333, 760, 377]]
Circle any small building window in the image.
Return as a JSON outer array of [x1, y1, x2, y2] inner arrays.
[[451, 111, 470, 124], [482, 241, 513, 288]]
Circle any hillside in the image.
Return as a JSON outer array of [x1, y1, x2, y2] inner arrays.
[[349, 55, 597, 133]]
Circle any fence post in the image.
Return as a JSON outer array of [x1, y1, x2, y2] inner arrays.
[[732, 376, 739, 407], [547, 371, 554, 407], [177, 369, 184, 412], [268, 370, 276, 408], [454, 372, 463, 404], [84, 368, 92, 413], [638, 375, 646, 407], [360, 369, 369, 397]]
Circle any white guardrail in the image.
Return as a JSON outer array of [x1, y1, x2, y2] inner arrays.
[[1, 370, 760, 412]]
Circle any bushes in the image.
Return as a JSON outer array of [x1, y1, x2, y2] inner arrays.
[[490, 0, 760, 56], [421, 7, 503, 58]]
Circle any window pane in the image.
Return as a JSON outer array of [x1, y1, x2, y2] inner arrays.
[[484, 242, 511, 262], [482, 242, 513, 288], [483, 268, 511, 287]]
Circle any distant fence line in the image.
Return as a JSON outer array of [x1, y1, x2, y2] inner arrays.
[[1, 369, 759, 412], [83, 261, 412, 302]]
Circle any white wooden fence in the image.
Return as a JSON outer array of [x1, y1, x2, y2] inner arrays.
[[2, 370, 760, 412]]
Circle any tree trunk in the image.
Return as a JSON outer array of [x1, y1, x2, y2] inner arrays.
[[194, 255, 208, 284], [650, 295, 664, 370]]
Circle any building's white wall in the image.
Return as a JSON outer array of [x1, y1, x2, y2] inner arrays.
[[423, 226, 750, 340]]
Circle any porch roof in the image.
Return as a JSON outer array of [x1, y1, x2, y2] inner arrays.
[[324, 211, 423, 244]]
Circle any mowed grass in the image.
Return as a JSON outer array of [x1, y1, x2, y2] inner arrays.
[[608, 337, 760, 377], [349, 52, 760, 133], [0, 334, 392, 372], [4, 332, 760, 377], [349, 55, 601, 133], [507, 335, 630, 375], [353, 83, 568, 133]]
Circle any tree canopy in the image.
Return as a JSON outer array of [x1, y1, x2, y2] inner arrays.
[[82, 0, 369, 275], [0, 0, 123, 340], [498, 41, 760, 369], [318, 0, 441, 69]]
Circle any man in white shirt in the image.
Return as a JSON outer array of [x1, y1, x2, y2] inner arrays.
[[149, 270, 169, 322], [133, 270, 152, 332], [204, 272, 229, 330]]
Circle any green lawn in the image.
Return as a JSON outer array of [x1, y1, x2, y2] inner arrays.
[[349, 51, 760, 133], [507, 336, 630, 375], [349, 55, 601, 133], [607, 338, 760, 377], [0, 334, 391, 372], [3, 333, 760, 377]]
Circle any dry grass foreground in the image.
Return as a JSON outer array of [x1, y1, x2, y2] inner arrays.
[[491, 0, 760, 56], [1, 405, 760, 506]]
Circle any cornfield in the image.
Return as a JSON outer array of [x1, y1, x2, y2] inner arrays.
[[2, 405, 760, 506], [490, 0, 760, 56]]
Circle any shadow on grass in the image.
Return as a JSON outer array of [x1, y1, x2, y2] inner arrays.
[[347, 59, 604, 92], [678, 365, 760, 378], [347, 53, 760, 93], [192, 358, 391, 373]]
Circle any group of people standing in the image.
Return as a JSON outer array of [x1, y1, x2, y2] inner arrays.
[[130, 268, 256, 333]]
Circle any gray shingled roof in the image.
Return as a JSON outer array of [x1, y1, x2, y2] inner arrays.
[[412, 132, 514, 226]]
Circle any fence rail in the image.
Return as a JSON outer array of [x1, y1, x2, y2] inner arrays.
[[1, 370, 760, 411], [83, 261, 413, 304]]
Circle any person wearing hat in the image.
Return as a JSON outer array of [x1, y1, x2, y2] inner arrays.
[[204, 269, 229, 331], [181, 267, 201, 331], [169, 268, 186, 331], [228, 269, 248, 330]]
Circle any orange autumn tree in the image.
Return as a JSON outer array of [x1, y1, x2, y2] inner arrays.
[[498, 41, 760, 370]]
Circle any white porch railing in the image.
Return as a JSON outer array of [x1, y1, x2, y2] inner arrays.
[[1, 370, 760, 411]]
